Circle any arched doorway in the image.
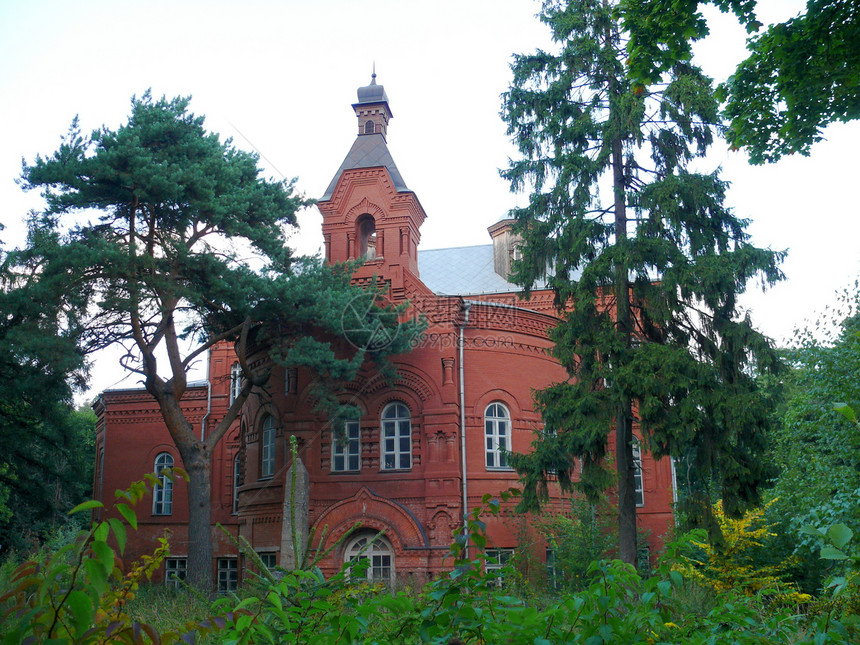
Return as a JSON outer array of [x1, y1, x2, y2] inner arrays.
[[344, 532, 394, 585]]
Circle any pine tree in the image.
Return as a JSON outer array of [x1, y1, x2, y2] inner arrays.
[[502, 0, 783, 563], [12, 93, 416, 588]]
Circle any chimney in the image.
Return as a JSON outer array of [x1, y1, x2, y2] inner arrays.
[[487, 218, 521, 280]]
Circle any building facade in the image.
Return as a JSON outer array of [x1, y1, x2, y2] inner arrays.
[[94, 76, 675, 590]]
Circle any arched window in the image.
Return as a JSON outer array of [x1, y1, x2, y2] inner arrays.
[[260, 416, 275, 479], [344, 533, 394, 585], [485, 403, 511, 469], [153, 452, 174, 515], [632, 438, 644, 507], [230, 362, 242, 404], [381, 402, 411, 470], [364, 120, 375, 134], [332, 420, 361, 472], [232, 453, 241, 514], [357, 215, 377, 259]]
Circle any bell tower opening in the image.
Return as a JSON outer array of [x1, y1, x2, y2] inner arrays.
[[357, 214, 377, 259], [318, 74, 425, 275]]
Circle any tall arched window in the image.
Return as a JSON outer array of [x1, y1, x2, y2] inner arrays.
[[153, 452, 174, 515], [232, 453, 241, 514], [260, 416, 275, 479], [344, 533, 394, 585], [229, 362, 242, 404], [364, 120, 375, 134], [632, 438, 644, 507], [485, 403, 512, 469], [357, 215, 377, 259], [381, 402, 411, 470]]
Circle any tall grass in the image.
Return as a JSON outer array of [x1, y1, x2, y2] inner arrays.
[[124, 584, 218, 643]]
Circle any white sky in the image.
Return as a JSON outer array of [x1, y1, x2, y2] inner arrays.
[[1, 0, 857, 399]]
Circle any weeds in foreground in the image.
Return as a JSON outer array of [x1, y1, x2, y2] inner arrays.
[[1, 473, 858, 643]]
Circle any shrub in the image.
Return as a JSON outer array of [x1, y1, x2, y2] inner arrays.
[[671, 499, 810, 603], [0, 468, 227, 644], [537, 495, 616, 592]]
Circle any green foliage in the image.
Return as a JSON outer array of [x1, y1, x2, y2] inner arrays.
[[212, 561, 374, 644], [778, 307, 860, 514], [0, 468, 232, 644], [766, 293, 860, 591], [10, 91, 420, 588], [619, 0, 760, 87], [4, 483, 860, 643], [671, 500, 809, 603], [538, 496, 617, 592], [123, 585, 216, 643], [0, 397, 95, 554], [620, 0, 860, 163], [800, 523, 860, 640], [721, 0, 860, 163], [502, 0, 782, 561], [0, 236, 91, 552]]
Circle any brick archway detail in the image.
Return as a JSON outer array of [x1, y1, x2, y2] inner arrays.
[[314, 486, 428, 553], [346, 197, 386, 226]]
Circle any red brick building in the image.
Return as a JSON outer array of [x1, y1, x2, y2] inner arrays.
[[94, 76, 676, 590]]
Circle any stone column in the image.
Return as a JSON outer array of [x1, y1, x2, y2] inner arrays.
[[280, 455, 309, 570]]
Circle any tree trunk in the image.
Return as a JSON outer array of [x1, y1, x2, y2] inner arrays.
[[181, 441, 213, 591], [611, 86, 637, 565], [152, 389, 215, 591], [615, 405, 637, 564]]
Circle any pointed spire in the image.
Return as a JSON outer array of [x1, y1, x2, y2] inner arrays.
[[371, 62, 377, 85]]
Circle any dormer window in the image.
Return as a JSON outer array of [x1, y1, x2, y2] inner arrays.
[[365, 120, 375, 134], [357, 214, 377, 259]]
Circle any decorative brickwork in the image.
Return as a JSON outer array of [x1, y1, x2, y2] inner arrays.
[[94, 78, 675, 587]]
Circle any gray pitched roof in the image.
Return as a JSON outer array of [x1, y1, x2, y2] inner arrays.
[[417, 244, 548, 295], [321, 134, 408, 201]]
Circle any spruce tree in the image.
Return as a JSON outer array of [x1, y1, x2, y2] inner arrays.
[[0, 258, 90, 551], [502, 0, 783, 563]]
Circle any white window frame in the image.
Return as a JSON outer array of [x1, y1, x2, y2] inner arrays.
[[485, 548, 515, 586], [381, 402, 411, 470], [546, 548, 559, 590], [633, 438, 644, 507], [485, 403, 512, 470], [152, 452, 174, 515], [332, 421, 361, 472], [217, 557, 238, 593], [164, 557, 187, 588], [229, 362, 242, 404], [344, 533, 394, 585], [232, 453, 241, 514], [261, 416, 275, 479]]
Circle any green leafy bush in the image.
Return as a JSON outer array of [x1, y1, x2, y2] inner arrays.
[[3, 477, 859, 643], [0, 468, 228, 644], [537, 496, 617, 592]]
